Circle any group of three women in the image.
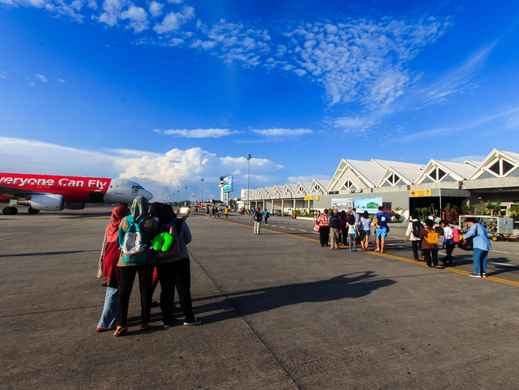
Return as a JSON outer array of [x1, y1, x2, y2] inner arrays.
[[96, 196, 199, 337]]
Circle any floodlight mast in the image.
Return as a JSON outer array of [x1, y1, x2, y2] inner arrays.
[[247, 153, 252, 211]]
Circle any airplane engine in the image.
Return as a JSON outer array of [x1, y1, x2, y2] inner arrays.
[[28, 194, 64, 211], [64, 201, 85, 210]]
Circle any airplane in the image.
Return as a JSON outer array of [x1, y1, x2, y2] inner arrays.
[[0, 172, 153, 215]]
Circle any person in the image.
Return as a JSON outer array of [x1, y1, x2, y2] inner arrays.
[[155, 204, 200, 327], [317, 209, 330, 247], [359, 211, 371, 251], [405, 215, 423, 261], [346, 216, 357, 252], [442, 220, 455, 266], [339, 210, 348, 246], [253, 207, 262, 235], [463, 218, 492, 278], [352, 207, 360, 224], [113, 196, 159, 337], [328, 209, 340, 250], [421, 219, 440, 268], [263, 210, 270, 224], [224, 206, 230, 219], [96, 204, 128, 332], [374, 206, 389, 253]]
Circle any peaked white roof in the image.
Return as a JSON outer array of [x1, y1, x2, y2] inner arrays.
[[347, 159, 387, 187], [470, 149, 519, 179], [438, 160, 477, 179], [416, 159, 477, 183], [373, 159, 425, 185]]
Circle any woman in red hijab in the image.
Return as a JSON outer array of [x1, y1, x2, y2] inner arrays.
[[96, 204, 128, 332]]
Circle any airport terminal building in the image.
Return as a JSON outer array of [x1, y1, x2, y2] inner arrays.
[[243, 149, 519, 217]]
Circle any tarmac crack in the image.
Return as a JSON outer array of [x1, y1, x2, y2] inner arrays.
[[189, 250, 303, 390]]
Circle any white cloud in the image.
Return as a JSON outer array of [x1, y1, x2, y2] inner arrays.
[[333, 116, 376, 132], [415, 42, 497, 107], [398, 105, 519, 142], [35, 73, 48, 83], [277, 18, 449, 106], [156, 128, 236, 138], [253, 128, 313, 137], [154, 6, 194, 34], [0, 136, 284, 201], [148, 0, 163, 17], [121, 5, 148, 32], [191, 19, 271, 67], [169, 37, 184, 47], [0, 3, 450, 113], [98, 0, 125, 26], [0, 136, 119, 177]]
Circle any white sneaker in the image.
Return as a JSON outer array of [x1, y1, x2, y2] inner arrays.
[[469, 274, 481, 278], [183, 318, 202, 326]]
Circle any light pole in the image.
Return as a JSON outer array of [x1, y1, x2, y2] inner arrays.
[[200, 178, 204, 203], [247, 153, 252, 211]]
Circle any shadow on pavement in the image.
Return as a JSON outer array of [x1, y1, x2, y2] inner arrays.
[[122, 271, 395, 335], [194, 271, 395, 324]]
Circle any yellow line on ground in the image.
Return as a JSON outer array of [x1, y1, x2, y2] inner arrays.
[[218, 217, 519, 288]]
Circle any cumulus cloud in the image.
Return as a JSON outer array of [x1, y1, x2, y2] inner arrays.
[[191, 19, 271, 67], [120, 5, 148, 32], [277, 17, 449, 106], [155, 128, 236, 138], [0, 136, 284, 201], [253, 128, 313, 137], [148, 0, 162, 17], [154, 6, 194, 34], [98, 0, 125, 26]]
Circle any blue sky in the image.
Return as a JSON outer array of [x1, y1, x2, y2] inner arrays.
[[1, 0, 519, 199]]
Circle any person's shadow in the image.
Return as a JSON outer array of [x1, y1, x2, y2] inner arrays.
[[192, 271, 396, 324]]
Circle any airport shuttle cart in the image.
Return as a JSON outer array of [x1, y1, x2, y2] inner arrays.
[[458, 215, 514, 240]]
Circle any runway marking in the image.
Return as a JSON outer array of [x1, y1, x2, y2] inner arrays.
[[222, 217, 519, 289]]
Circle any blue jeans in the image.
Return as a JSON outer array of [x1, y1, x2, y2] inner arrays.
[[472, 248, 489, 276], [98, 287, 119, 329]]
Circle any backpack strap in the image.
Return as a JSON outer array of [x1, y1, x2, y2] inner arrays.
[[126, 215, 141, 233]]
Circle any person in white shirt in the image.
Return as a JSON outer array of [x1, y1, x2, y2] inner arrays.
[[441, 220, 455, 266], [406, 215, 423, 261]]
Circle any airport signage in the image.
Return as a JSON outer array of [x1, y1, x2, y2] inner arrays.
[[331, 197, 353, 210], [219, 176, 233, 193], [354, 197, 382, 214], [410, 189, 433, 197]]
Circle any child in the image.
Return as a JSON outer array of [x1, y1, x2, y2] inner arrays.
[[347, 219, 357, 252], [421, 219, 440, 268]]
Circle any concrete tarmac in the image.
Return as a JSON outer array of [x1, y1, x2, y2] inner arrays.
[[2, 210, 519, 389]]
